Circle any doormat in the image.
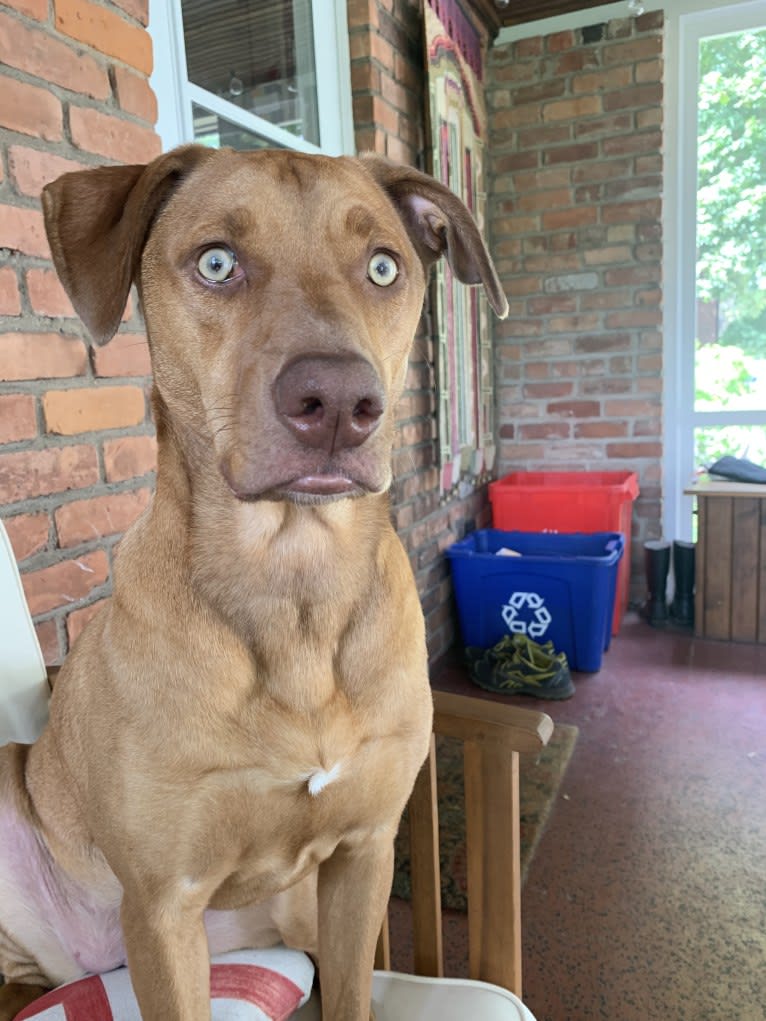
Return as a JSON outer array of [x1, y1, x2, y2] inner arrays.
[[392, 723, 579, 912]]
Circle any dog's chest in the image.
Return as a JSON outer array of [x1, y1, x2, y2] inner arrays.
[[200, 699, 422, 909]]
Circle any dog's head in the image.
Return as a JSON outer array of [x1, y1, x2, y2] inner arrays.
[[43, 146, 507, 503]]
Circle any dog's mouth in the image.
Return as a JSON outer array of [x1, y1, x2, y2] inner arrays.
[[223, 466, 375, 503], [275, 471, 365, 500]]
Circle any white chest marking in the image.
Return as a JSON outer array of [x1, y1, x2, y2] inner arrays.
[[306, 761, 342, 797]]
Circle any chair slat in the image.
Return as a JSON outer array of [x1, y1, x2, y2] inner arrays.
[[464, 739, 522, 997], [409, 734, 444, 978]]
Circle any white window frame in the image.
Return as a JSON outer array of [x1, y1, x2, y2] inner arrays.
[[149, 0, 355, 156], [664, 0, 766, 541]]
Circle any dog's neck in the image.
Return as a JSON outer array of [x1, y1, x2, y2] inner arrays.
[[132, 395, 393, 709]]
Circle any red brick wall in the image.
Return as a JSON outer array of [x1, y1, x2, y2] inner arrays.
[[349, 0, 495, 661], [1, 0, 497, 667], [487, 11, 664, 600], [0, 0, 160, 662]]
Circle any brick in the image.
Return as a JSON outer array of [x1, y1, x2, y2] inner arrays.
[[347, 0, 379, 29], [602, 129, 662, 158], [602, 198, 661, 224], [603, 83, 663, 111], [55, 487, 151, 547], [2, 512, 49, 561], [519, 422, 571, 440], [516, 188, 572, 213], [605, 398, 658, 417], [510, 79, 566, 105], [21, 549, 109, 615], [35, 619, 61, 664], [547, 29, 575, 53], [574, 421, 629, 439], [546, 400, 600, 418], [515, 37, 543, 58], [55, 0, 152, 74], [523, 381, 574, 399], [512, 166, 571, 192], [572, 158, 631, 183], [0, 11, 110, 99], [583, 245, 632, 265], [103, 433, 157, 481], [0, 444, 99, 503], [493, 104, 542, 131], [543, 96, 602, 122], [543, 272, 598, 293], [25, 268, 76, 317], [573, 67, 635, 95], [66, 598, 104, 647], [544, 142, 599, 165], [0, 266, 21, 315], [575, 333, 631, 354], [606, 441, 662, 459], [575, 113, 633, 141], [0, 77, 62, 141], [603, 37, 662, 66], [0, 204, 50, 258], [93, 333, 151, 377], [43, 385, 146, 435], [517, 124, 571, 148], [5, 0, 48, 18], [605, 266, 660, 287], [0, 393, 37, 443], [605, 309, 662, 328], [542, 206, 598, 231], [9, 146, 86, 198], [69, 106, 160, 163], [113, 65, 157, 123], [0, 332, 87, 381]]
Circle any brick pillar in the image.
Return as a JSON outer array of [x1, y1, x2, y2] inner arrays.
[[0, 0, 160, 662], [487, 11, 664, 603]]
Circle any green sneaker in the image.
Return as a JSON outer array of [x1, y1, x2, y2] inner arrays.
[[466, 634, 575, 700]]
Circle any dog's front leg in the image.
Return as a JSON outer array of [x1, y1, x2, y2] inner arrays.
[[121, 883, 211, 1021], [317, 835, 393, 1021]]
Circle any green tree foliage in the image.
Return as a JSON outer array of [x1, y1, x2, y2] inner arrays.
[[697, 29, 766, 331]]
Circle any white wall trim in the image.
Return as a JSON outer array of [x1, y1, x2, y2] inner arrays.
[[495, 0, 763, 46]]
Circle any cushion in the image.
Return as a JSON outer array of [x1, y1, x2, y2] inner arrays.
[[14, 948, 315, 1021]]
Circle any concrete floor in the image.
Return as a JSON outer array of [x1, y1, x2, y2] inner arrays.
[[414, 614, 766, 1021]]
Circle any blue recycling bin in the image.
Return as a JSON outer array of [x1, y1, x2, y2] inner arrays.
[[446, 529, 624, 672]]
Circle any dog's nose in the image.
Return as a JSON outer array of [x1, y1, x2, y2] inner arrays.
[[273, 354, 385, 452]]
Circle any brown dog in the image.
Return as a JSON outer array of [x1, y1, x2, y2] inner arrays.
[[0, 146, 507, 1020]]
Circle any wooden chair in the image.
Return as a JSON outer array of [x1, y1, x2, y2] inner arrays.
[[296, 690, 552, 1019], [378, 690, 553, 998]]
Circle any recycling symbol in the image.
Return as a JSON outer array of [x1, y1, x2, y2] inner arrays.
[[501, 591, 552, 639]]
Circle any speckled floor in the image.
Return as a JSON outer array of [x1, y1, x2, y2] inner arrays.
[[393, 614, 766, 1021]]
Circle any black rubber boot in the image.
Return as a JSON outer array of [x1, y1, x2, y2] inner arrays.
[[670, 540, 695, 629], [642, 540, 671, 627]]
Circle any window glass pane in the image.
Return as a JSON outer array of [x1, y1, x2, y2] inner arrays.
[[694, 424, 766, 470], [191, 104, 284, 151], [181, 0, 320, 145], [695, 28, 766, 413]]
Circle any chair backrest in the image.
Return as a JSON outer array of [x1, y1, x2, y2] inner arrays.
[[0, 519, 51, 745], [376, 689, 553, 999]]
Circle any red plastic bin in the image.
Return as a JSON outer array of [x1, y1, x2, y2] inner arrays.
[[489, 471, 639, 634]]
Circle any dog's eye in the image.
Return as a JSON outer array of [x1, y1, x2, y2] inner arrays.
[[367, 252, 398, 287], [198, 247, 237, 282]]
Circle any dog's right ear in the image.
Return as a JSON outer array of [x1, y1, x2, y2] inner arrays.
[[42, 145, 212, 345]]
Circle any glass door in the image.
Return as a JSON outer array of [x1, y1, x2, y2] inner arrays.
[[667, 1, 766, 541]]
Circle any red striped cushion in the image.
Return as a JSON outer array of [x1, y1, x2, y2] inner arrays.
[[15, 948, 314, 1021]]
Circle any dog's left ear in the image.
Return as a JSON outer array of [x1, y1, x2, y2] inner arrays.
[[359, 153, 508, 319], [42, 145, 213, 344]]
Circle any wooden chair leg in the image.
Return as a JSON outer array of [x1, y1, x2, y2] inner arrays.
[[464, 739, 522, 998], [409, 735, 443, 978]]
